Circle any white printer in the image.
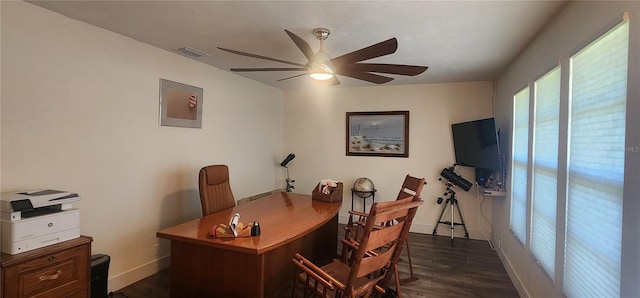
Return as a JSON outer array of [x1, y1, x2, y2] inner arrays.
[[1, 190, 80, 254]]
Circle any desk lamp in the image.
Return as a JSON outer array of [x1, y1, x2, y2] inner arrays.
[[280, 153, 296, 192]]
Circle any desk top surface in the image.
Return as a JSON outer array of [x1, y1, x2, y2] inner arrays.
[[156, 192, 341, 255]]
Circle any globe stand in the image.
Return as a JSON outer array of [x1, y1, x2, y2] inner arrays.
[[351, 189, 376, 212]]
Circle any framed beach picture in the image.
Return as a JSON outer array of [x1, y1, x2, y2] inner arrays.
[[159, 78, 203, 128], [346, 111, 409, 157]]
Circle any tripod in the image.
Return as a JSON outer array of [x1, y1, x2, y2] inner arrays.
[[432, 181, 469, 246]]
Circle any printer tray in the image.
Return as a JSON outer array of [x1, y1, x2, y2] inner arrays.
[[2, 209, 80, 254]]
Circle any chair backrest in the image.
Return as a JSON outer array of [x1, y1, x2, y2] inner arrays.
[[345, 196, 423, 297], [396, 174, 426, 201], [198, 165, 236, 217]]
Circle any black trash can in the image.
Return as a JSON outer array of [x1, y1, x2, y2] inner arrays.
[[91, 254, 111, 298]]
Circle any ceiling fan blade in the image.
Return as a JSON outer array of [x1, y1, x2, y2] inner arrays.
[[335, 70, 394, 84], [345, 63, 428, 76], [230, 67, 307, 72], [284, 29, 315, 62], [276, 73, 308, 82], [218, 47, 305, 67], [329, 38, 398, 66]]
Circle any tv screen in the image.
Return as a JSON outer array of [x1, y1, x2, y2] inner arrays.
[[451, 118, 501, 171]]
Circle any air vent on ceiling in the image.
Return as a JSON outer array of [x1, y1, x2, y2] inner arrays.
[[177, 46, 209, 58]]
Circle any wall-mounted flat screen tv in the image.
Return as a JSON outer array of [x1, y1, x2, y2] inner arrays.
[[451, 117, 501, 171]]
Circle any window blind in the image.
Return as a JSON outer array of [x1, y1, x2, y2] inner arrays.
[[531, 67, 560, 278], [564, 20, 628, 297], [510, 87, 530, 244]]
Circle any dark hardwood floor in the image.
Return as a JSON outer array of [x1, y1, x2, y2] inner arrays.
[[112, 226, 518, 298]]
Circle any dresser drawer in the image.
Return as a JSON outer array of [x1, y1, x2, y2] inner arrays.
[[3, 242, 90, 297]]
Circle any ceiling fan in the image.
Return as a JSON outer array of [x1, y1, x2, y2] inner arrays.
[[218, 28, 428, 85]]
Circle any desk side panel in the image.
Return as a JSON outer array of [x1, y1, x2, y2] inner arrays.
[[169, 241, 262, 298], [264, 214, 338, 297]]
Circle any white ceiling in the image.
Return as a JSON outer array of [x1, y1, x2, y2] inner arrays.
[[28, 0, 567, 90]]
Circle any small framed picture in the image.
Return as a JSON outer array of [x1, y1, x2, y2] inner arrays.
[[159, 79, 203, 128], [346, 111, 409, 158]]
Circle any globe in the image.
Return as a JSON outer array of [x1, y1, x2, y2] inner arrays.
[[353, 177, 375, 198]]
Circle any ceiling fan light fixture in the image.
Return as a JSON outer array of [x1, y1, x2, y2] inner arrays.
[[309, 62, 334, 80], [309, 72, 334, 81]]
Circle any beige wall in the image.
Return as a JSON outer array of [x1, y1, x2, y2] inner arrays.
[[283, 82, 499, 239], [1, 2, 284, 291], [493, 1, 640, 297]]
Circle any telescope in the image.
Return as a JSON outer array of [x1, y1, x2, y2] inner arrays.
[[440, 167, 472, 192], [434, 166, 472, 245]]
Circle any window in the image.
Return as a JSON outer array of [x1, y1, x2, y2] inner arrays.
[[510, 87, 529, 244], [531, 67, 560, 278], [509, 17, 629, 297], [564, 20, 628, 297]]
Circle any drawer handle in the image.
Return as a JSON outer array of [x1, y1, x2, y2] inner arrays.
[[38, 270, 62, 281]]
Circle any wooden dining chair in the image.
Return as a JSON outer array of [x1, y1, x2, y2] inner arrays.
[[292, 196, 423, 298], [198, 165, 236, 217], [341, 175, 426, 288]]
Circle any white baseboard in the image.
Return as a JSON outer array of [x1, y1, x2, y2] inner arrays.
[[108, 255, 170, 293], [496, 247, 529, 298]]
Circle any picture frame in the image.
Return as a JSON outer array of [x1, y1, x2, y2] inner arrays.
[[346, 111, 409, 157], [159, 78, 203, 128]]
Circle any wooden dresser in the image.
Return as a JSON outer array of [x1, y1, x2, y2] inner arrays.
[[1, 236, 92, 298]]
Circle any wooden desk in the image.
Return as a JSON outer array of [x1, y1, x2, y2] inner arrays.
[[156, 192, 341, 298]]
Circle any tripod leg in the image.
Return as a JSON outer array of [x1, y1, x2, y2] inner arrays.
[[433, 199, 449, 235], [454, 199, 470, 239], [450, 198, 455, 246]]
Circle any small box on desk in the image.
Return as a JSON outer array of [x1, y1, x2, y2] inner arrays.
[[312, 182, 343, 202]]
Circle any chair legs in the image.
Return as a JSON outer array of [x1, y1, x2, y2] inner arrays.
[[398, 239, 419, 285], [393, 263, 402, 298], [387, 239, 417, 298]]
